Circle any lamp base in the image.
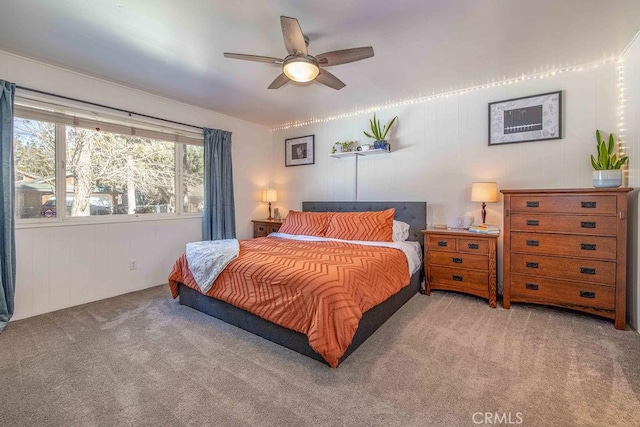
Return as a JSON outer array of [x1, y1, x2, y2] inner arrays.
[[481, 202, 487, 224], [267, 202, 273, 220]]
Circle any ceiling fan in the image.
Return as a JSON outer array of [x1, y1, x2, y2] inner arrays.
[[224, 16, 374, 90]]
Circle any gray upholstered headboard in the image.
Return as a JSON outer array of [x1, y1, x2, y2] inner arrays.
[[302, 201, 427, 244]]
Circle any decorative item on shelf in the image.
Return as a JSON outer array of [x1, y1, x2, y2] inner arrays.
[[363, 112, 397, 152], [463, 212, 474, 229], [471, 182, 498, 224], [262, 188, 277, 220], [356, 144, 371, 151], [591, 130, 628, 188], [331, 141, 356, 154], [273, 208, 281, 221]]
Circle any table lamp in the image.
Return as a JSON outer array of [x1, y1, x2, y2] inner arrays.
[[262, 189, 277, 220], [471, 182, 498, 224]]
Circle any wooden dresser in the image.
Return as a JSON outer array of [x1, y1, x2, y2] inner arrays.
[[502, 188, 631, 329], [252, 219, 283, 238], [422, 229, 499, 307]]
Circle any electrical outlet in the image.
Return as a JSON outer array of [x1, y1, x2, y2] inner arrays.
[[129, 259, 137, 270]]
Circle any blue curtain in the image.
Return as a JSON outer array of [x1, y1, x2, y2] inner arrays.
[[202, 128, 236, 240], [0, 80, 16, 333]]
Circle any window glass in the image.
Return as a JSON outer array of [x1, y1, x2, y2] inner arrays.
[[14, 118, 57, 219], [183, 144, 204, 213], [65, 127, 176, 216]]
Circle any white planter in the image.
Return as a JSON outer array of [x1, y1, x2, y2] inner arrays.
[[592, 170, 622, 188]]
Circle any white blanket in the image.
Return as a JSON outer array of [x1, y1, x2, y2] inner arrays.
[[185, 239, 240, 293]]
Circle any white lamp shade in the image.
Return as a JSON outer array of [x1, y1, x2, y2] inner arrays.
[[262, 189, 278, 203], [471, 182, 498, 203]]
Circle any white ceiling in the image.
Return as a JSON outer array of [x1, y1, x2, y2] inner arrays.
[[1, 0, 639, 128]]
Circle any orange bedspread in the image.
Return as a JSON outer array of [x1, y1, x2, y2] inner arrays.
[[168, 236, 411, 367]]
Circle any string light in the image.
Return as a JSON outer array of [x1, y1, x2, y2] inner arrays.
[[272, 57, 621, 131], [618, 59, 626, 157]]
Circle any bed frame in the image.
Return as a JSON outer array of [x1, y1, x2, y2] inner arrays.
[[178, 201, 427, 366]]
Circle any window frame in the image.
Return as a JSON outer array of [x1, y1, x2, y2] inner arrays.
[[14, 104, 204, 228]]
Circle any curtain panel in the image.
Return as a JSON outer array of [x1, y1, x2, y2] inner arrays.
[[0, 80, 16, 333], [202, 128, 236, 240]]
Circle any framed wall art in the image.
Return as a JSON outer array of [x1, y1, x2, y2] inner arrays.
[[488, 91, 562, 146], [285, 135, 315, 166]]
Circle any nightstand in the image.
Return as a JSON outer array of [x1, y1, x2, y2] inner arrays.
[[421, 229, 499, 307], [252, 219, 283, 238]]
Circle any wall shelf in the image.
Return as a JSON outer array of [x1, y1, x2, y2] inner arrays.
[[328, 148, 390, 158]]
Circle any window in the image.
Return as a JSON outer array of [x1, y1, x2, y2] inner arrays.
[[13, 106, 203, 222], [14, 118, 57, 219]]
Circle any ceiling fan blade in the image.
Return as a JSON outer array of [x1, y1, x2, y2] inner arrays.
[[280, 16, 307, 55], [223, 53, 283, 64], [315, 69, 346, 90], [316, 47, 374, 66], [268, 73, 290, 89]]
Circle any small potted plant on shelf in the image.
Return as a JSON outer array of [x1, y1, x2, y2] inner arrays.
[[363, 113, 397, 151], [590, 130, 628, 188], [332, 141, 356, 154]]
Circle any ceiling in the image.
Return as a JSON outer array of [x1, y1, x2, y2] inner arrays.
[[1, 0, 639, 128]]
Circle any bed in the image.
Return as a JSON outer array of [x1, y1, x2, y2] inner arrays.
[[169, 201, 426, 367]]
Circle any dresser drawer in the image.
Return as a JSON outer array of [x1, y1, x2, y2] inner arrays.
[[511, 232, 616, 260], [511, 274, 615, 310], [510, 213, 618, 236], [458, 238, 489, 255], [510, 195, 617, 215], [430, 266, 488, 293], [510, 253, 616, 285], [427, 235, 457, 252], [429, 251, 488, 271]]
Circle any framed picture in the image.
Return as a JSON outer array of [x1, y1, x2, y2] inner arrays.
[[285, 135, 315, 167], [488, 91, 562, 146]]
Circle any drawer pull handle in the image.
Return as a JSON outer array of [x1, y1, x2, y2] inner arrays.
[[437, 241, 448, 247], [452, 257, 463, 263], [525, 283, 539, 291], [581, 221, 596, 228], [580, 267, 596, 275], [526, 201, 539, 208], [580, 291, 595, 299], [526, 262, 539, 268], [581, 201, 597, 208], [452, 275, 463, 282], [581, 243, 596, 251], [258, 226, 265, 231], [467, 243, 479, 249], [526, 219, 539, 226], [526, 240, 539, 246]]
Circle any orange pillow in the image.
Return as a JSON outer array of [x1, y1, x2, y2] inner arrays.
[[325, 208, 395, 242], [278, 211, 331, 236]]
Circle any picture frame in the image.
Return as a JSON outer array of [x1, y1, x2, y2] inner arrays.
[[488, 91, 562, 146], [285, 135, 315, 167]]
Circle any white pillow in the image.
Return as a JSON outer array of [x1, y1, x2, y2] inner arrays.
[[392, 220, 410, 242]]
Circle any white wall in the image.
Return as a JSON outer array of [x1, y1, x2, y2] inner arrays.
[[621, 34, 640, 330], [272, 61, 626, 315], [0, 50, 273, 320]]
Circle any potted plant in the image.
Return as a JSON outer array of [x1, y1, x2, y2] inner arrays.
[[331, 141, 355, 154], [363, 113, 397, 150], [590, 130, 628, 188]]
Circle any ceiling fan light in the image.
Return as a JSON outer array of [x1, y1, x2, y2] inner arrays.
[[283, 57, 319, 82]]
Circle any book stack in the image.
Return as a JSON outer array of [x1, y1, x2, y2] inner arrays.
[[468, 224, 500, 234]]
